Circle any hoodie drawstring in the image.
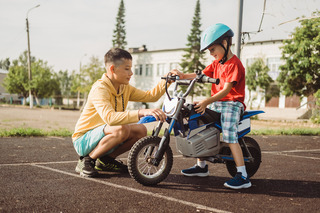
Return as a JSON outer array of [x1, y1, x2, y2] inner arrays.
[[115, 95, 124, 112]]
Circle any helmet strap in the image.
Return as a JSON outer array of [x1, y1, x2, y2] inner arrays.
[[219, 38, 230, 64]]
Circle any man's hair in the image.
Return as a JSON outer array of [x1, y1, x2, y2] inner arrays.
[[104, 48, 132, 67]]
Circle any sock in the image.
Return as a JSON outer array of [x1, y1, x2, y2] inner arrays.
[[197, 159, 206, 168], [237, 166, 248, 178]]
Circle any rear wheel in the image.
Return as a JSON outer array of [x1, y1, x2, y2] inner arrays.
[[224, 137, 261, 178], [127, 136, 173, 186]]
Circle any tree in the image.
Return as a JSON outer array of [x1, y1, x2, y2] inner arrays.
[[3, 51, 35, 105], [278, 11, 320, 97], [81, 56, 105, 94], [71, 56, 105, 108], [311, 89, 320, 123], [54, 70, 73, 106], [70, 70, 82, 107], [0, 58, 10, 70], [246, 58, 273, 109], [112, 0, 127, 49], [30, 59, 60, 105], [179, 0, 207, 101], [3, 51, 60, 106]]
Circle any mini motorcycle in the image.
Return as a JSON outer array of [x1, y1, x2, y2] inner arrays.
[[128, 71, 264, 186]]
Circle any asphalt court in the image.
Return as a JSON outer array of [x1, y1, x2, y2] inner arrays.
[[0, 135, 319, 213]]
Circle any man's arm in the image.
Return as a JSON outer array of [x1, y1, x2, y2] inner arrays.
[[91, 87, 140, 126]]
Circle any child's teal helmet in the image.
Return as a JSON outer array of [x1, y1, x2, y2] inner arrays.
[[200, 23, 234, 52]]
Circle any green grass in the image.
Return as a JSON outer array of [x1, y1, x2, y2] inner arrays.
[[0, 127, 319, 137], [250, 128, 320, 136], [0, 128, 72, 137]]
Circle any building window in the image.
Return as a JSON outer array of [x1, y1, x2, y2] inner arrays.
[[135, 64, 143, 76], [246, 58, 257, 68], [145, 64, 153, 77], [170, 62, 180, 70], [267, 57, 281, 81], [157, 63, 166, 76]]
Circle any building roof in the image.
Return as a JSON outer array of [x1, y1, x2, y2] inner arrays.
[[130, 39, 284, 54]]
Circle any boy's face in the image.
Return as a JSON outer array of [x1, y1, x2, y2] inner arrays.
[[208, 41, 226, 61], [111, 59, 133, 85]]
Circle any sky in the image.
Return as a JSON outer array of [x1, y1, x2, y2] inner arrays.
[[0, 0, 319, 72]]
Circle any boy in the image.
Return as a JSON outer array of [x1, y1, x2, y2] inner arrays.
[[72, 48, 179, 178], [179, 23, 251, 189]]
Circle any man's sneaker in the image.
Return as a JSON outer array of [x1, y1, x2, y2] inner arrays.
[[181, 164, 209, 177], [81, 156, 98, 178], [95, 155, 128, 173], [75, 156, 84, 173], [224, 172, 252, 189]]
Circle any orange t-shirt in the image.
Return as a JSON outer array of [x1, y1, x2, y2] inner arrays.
[[203, 55, 246, 109]]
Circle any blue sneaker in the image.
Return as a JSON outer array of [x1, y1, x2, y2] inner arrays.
[[224, 172, 252, 189], [181, 164, 209, 177]]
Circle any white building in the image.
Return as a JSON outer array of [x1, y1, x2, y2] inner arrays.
[[0, 69, 20, 103], [129, 40, 307, 111]]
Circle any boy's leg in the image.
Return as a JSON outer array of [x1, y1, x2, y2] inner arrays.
[[220, 102, 251, 189], [229, 143, 245, 167]]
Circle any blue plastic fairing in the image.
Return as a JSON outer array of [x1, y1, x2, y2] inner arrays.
[[241, 110, 265, 120], [138, 116, 157, 124]]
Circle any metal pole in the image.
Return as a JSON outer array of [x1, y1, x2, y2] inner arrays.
[[26, 17, 33, 108], [26, 4, 40, 108], [235, 0, 243, 58], [77, 54, 86, 108], [76, 61, 81, 108]]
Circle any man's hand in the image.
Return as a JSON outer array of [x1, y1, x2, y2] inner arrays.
[[165, 69, 184, 79], [138, 108, 167, 122]]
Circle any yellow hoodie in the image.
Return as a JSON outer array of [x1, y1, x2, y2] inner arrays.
[[72, 73, 167, 141]]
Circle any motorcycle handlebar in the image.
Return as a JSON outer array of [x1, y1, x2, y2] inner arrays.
[[199, 75, 220, 85], [161, 75, 220, 85]]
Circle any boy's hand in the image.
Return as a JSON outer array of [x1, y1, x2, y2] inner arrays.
[[194, 100, 209, 114], [138, 108, 167, 122]]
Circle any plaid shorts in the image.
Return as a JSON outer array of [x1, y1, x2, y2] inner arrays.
[[209, 101, 244, 144]]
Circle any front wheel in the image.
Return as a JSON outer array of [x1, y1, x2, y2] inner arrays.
[[224, 136, 262, 178], [127, 136, 173, 186]]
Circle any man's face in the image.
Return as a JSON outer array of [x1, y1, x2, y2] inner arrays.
[[113, 59, 133, 85]]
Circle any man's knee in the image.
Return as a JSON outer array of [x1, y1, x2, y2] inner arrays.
[[132, 124, 147, 139], [105, 125, 130, 141]]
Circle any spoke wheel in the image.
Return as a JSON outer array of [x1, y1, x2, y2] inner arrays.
[[128, 136, 173, 186]]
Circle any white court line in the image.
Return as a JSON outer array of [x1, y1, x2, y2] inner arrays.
[[31, 164, 231, 213], [0, 160, 77, 167], [262, 149, 320, 160], [263, 149, 320, 153]]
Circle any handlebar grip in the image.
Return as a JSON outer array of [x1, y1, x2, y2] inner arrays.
[[201, 75, 220, 85]]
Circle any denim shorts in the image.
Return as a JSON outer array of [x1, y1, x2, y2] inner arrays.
[[209, 101, 244, 144], [73, 124, 120, 157]]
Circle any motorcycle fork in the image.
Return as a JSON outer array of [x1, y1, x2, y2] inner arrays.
[[152, 121, 163, 137], [152, 99, 185, 166]]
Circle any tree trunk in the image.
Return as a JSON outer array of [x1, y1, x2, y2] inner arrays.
[[34, 95, 40, 106]]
